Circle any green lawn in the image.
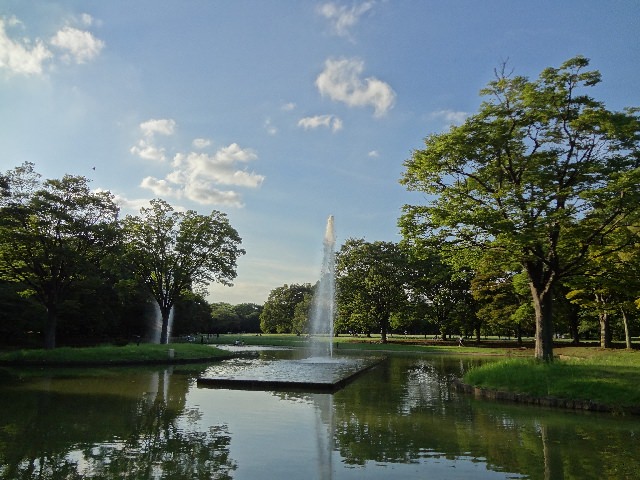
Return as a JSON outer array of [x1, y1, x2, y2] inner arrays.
[[463, 348, 640, 409], [0, 343, 229, 366]]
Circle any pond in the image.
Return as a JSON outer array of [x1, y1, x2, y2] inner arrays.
[[0, 348, 638, 479]]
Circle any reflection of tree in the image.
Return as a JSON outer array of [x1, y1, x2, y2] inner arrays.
[[0, 367, 236, 479], [80, 403, 236, 479], [330, 356, 640, 479]]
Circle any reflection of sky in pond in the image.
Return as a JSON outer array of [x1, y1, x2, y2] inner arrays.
[[185, 386, 525, 480]]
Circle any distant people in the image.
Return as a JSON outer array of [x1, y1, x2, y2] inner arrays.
[[458, 336, 464, 347]]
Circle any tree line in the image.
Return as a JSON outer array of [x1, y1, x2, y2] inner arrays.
[[260, 57, 640, 361], [0, 162, 256, 349]]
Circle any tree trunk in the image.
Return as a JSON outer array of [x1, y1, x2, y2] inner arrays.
[[44, 306, 57, 350], [160, 305, 172, 344], [531, 284, 554, 362], [567, 302, 580, 345], [599, 311, 611, 348], [621, 309, 632, 350]]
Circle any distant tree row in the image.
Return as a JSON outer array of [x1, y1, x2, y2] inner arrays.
[[261, 57, 640, 361], [0, 162, 251, 348]]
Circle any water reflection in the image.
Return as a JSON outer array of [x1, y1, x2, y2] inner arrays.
[[0, 353, 639, 479], [0, 366, 235, 479]]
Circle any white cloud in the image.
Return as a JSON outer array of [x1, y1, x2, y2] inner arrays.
[[315, 57, 395, 117], [317, 1, 375, 37], [281, 102, 296, 111], [132, 118, 263, 207], [368, 150, 379, 157], [431, 109, 468, 126], [192, 138, 212, 149], [130, 139, 166, 162], [298, 114, 343, 132], [130, 119, 176, 162], [140, 176, 178, 197], [139, 142, 263, 208], [50, 26, 104, 64], [140, 118, 176, 137], [0, 14, 104, 76], [0, 17, 53, 75]]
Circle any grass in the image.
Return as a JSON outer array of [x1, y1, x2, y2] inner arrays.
[[463, 348, 640, 409], [0, 343, 230, 366], [210, 333, 527, 356]]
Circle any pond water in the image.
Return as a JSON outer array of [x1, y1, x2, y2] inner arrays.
[[0, 348, 638, 479]]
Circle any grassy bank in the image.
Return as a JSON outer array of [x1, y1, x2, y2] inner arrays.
[[208, 333, 528, 356], [463, 348, 640, 410], [0, 343, 229, 366]]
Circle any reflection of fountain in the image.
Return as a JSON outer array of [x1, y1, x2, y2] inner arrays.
[[313, 393, 335, 480], [308, 215, 336, 358]]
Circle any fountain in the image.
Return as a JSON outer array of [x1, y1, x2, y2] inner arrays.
[[198, 215, 383, 392], [307, 215, 336, 358]]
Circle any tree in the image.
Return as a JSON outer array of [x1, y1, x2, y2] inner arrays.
[[0, 163, 120, 349], [336, 239, 409, 343], [400, 57, 640, 361], [259, 283, 312, 334], [122, 199, 244, 344]]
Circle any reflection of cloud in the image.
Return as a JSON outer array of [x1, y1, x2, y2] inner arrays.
[[316, 58, 395, 117], [131, 118, 264, 208], [0, 14, 103, 76], [317, 1, 375, 38], [298, 114, 342, 132]]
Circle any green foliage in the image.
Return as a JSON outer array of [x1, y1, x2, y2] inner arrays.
[[336, 239, 410, 342], [122, 199, 245, 343], [0, 163, 120, 348], [259, 283, 312, 334], [400, 56, 640, 360]]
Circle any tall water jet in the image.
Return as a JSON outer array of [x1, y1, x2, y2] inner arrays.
[[308, 215, 336, 357]]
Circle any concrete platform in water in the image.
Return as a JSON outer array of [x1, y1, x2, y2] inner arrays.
[[197, 356, 385, 393]]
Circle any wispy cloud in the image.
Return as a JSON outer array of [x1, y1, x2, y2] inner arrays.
[[132, 118, 264, 208], [0, 17, 53, 75], [298, 114, 343, 132], [431, 109, 468, 126], [192, 138, 212, 149], [0, 14, 103, 76], [50, 25, 104, 64], [316, 57, 395, 117], [264, 118, 278, 135], [317, 1, 375, 38], [130, 118, 176, 162]]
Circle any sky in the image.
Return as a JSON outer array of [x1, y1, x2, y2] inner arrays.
[[1, 1, 638, 305]]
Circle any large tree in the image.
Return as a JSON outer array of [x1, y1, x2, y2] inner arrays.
[[122, 199, 244, 344], [259, 283, 312, 334], [400, 57, 640, 361], [336, 239, 409, 343], [0, 163, 120, 348]]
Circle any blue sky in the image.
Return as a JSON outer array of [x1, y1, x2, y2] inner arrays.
[[1, 1, 638, 304]]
